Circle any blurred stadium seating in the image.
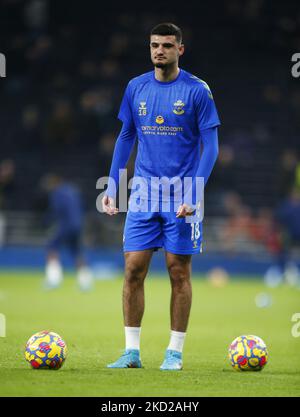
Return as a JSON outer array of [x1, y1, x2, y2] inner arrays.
[[0, 0, 300, 273]]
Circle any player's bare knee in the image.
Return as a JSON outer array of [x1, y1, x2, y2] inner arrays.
[[125, 261, 147, 284], [168, 263, 190, 288]]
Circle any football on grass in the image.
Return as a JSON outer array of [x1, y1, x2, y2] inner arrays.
[[228, 335, 268, 371], [25, 330, 67, 369]]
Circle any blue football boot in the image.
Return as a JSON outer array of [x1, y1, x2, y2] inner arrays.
[[107, 349, 142, 368], [160, 349, 183, 370]]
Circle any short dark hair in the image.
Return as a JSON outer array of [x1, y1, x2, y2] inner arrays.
[[150, 23, 182, 44]]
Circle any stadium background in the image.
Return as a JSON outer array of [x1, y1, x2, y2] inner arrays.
[[0, 0, 299, 276], [1, 0, 300, 399]]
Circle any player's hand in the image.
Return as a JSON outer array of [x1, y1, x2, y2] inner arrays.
[[102, 195, 119, 216], [176, 203, 195, 218]]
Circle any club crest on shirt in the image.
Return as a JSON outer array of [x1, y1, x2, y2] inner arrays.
[[138, 102, 147, 116], [173, 100, 185, 115], [155, 115, 164, 124]]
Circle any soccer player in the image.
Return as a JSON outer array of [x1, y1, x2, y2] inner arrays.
[[102, 23, 220, 370], [275, 187, 300, 282], [41, 173, 93, 291]]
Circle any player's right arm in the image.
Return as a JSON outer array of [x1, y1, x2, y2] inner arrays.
[[102, 122, 136, 215], [102, 82, 136, 215]]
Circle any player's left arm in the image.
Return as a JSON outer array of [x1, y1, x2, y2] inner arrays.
[[176, 127, 218, 217], [195, 82, 220, 185], [196, 126, 219, 185], [177, 81, 220, 218]]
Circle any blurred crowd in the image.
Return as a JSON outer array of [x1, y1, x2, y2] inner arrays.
[[0, 0, 300, 254]]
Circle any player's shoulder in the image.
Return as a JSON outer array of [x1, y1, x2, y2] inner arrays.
[[127, 71, 153, 90], [181, 69, 213, 92], [181, 69, 215, 101]]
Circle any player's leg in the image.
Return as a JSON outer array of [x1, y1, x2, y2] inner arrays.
[[45, 251, 63, 289], [160, 252, 192, 370], [75, 255, 93, 291], [159, 204, 200, 370], [68, 229, 93, 291], [107, 205, 162, 368], [123, 249, 154, 327], [166, 252, 192, 332], [107, 249, 153, 368], [44, 232, 64, 289]]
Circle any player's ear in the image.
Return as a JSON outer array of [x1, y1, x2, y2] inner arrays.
[[178, 43, 185, 56]]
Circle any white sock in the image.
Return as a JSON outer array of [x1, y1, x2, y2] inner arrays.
[[125, 326, 141, 351], [167, 330, 186, 353], [45, 259, 63, 286], [77, 266, 93, 290]]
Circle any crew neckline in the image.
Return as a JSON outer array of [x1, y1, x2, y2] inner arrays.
[[152, 68, 182, 85]]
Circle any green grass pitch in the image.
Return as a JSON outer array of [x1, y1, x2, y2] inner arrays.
[[0, 270, 299, 397]]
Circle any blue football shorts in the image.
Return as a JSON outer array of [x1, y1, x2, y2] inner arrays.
[[123, 199, 203, 255]]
